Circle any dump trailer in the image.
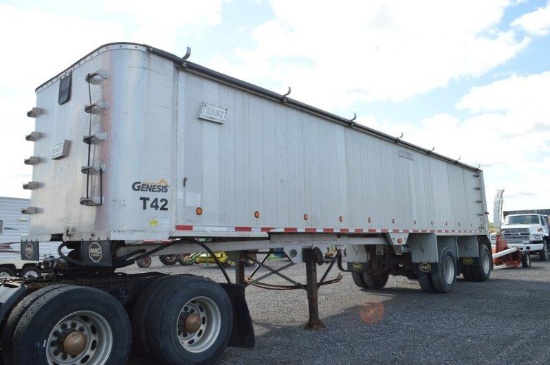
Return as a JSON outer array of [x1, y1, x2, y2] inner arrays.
[[0, 42, 491, 364]]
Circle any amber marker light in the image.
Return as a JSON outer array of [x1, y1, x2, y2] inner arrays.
[[304, 214, 308, 221], [254, 211, 260, 218], [196, 207, 203, 215]]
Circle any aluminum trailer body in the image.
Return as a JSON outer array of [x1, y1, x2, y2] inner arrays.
[[0, 43, 491, 364]]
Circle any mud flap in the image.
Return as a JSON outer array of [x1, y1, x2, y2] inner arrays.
[[220, 283, 255, 348], [412, 262, 439, 276], [459, 256, 481, 267]]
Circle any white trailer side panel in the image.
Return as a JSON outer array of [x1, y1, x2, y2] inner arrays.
[[25, 44, 488, 242]]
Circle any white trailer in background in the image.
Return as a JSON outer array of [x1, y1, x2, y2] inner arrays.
[[0, 43, 491, 364], [0, 197, 42, 278], [0, 197, 30, 257]]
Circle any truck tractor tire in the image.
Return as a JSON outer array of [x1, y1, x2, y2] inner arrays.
[[132, 275, 188, 357], [430, 248, 457, 293], [159, 254, 178, 265], [8, 285, 131, 365], [522, 252, 531, 268], [470, 244, 491, 281], [1, 285, 68, 364], [539, 243, 549, 261], [138, 275, 233, 364], [136, 256, 152, 268], [0, 267, 15, 279], [20, 266, 41, 279]]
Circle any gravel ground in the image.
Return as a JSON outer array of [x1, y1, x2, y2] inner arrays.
[[125, 255, 550, 365]]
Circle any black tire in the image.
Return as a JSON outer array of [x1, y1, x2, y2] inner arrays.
[[539, 243, 548, 261], [136, 256, 152, 268], [431, 248, 457, 293], [351, 271, 368, 289], [20, 266, 41, 279], [522, 252, 531, 268], [159, 254, 178, 265], [461, 265, 474, 281], [143, 275, 233, 364], [471, 244, 491, 281], [351, 271, 388, 290], [0, 267, 15, 279], [365, 272, 389, 290], [131, 275, 184, 358], [1, 285, 67, 364], [11, 285, 131, 365], [418, 272, 436, 293]]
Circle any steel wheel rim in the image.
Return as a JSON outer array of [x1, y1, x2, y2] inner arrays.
[[443, 256, 455, 284], [47, 310, 112, 364], [177, 296, 221, 353], [0, 271, 11, 279]]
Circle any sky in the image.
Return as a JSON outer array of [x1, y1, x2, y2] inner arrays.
[[0, 0, 549, 222]]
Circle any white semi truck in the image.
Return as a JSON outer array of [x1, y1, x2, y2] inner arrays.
[[501, 213, 550, 260], [0, 43, 491, 364]]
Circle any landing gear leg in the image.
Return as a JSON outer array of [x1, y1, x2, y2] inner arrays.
[[303, 248, 325, 330]]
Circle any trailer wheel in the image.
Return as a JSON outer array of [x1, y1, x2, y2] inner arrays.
[[132, 275, 181, 357], [430, 248, 457, 293], [351, 272, 389, 290], [0, 267, 15, 278], [20, 266, 41, 279], [159, 254, 178, 265], [351, 271, 368, 288], [140, 275, 233, 364], [418, 273, 436, 293], [539, 242, 548, 261], [521, 252, 531, 268], [362, 272, 390, 290], [10, 285, 131, 365], [471, 244, 491, 281], [365, 272, 389, 289], [1, 285, 67, 364], [136, 256, 152, 268], [461, 265, 474, 281]]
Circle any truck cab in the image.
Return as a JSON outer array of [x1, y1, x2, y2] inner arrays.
[[501, 214, 550, 260]]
